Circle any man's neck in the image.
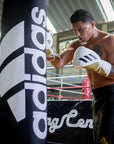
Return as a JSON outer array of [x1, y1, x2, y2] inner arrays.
[[87, 28, 100, 45]]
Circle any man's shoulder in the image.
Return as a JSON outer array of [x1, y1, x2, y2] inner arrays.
[[99, 33, 114, 44], [103, 33, 114, 39], [102, 34, 114, 45], [100, 33, 114, 51]]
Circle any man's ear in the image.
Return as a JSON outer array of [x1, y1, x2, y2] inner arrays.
[[90, 21, 95, 28]]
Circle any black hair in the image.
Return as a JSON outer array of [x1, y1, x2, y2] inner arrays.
[[70, 9, 94, 23]]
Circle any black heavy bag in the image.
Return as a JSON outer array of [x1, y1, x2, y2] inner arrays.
[[0, 0, 48, 143]]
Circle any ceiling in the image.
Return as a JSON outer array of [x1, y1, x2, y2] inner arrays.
[[47, 0, 114, 33], [0, 0, 113, 34]]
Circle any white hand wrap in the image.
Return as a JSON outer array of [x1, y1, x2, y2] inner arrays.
[[46, 30, 57, 61], [73, 46, 111, 77]]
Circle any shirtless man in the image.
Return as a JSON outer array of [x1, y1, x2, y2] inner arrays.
[[46, 9, 114, 144]]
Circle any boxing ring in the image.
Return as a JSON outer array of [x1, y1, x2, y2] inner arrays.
[[47, 65, 93, 100]]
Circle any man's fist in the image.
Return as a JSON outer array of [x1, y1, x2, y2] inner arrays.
[[46, 29, 57, 61], [73, 46, 112, 77]]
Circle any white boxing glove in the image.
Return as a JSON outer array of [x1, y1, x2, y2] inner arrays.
[[46, 29, 57, 61], [73, 46, 112, 77]]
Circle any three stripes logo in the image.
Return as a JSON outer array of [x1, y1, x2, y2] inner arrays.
[[79, 53, 97, 63]]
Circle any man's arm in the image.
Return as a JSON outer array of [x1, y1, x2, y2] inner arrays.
[[73, 34, 114, 79], [50, 47, 75, 69], [73, 46, 112, 77], [46, 29, 78, 69]]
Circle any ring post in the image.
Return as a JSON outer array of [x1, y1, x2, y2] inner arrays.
[[82, 76, 91, 99], [0, 0, 48, 143]]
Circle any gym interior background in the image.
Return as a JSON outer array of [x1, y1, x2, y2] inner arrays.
[[0, 0, 114, 143], [47, 0, 114, 100], [0, 0, 114, 100]]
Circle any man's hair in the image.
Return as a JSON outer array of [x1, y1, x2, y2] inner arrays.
[[70, 9, 94, 23]]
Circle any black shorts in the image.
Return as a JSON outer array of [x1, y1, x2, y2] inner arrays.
[[92, 84, 114, 144]]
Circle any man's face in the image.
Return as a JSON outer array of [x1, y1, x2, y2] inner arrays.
[[72, 21, 94, 42]]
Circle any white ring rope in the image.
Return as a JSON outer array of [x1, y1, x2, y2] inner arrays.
[[47, 75, 87, 80], [47, 79, 81, 87]]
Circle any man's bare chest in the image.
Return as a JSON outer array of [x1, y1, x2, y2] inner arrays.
[[85, 43, 107, 60]]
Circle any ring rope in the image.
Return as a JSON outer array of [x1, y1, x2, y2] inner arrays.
[[47, 71, 85, 82], [48, 79, 81, 87], [47, 86, 90, 90]]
